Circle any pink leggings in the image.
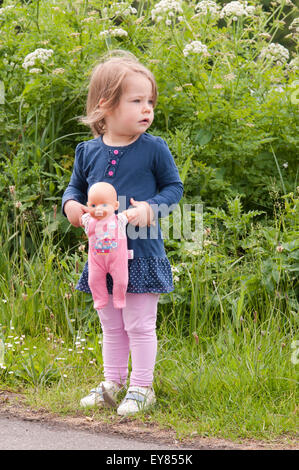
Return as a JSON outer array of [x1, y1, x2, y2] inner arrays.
[[97, 293, 159, 387]]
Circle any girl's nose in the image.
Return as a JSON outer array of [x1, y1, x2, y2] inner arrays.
[[143, 103, 151, 112]]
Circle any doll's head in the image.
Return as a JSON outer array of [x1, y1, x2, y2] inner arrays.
[[87, 182, 119, 220]]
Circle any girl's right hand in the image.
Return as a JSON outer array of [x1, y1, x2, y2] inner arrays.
[[64, 200, 89, 227]]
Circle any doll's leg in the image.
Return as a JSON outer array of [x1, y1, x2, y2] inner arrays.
[[109, 255, 128, 309], [110, 266, 128, 309], [97, 296, 129, 385], [88, 264, 109, 309], [122, 293, 159, 387]]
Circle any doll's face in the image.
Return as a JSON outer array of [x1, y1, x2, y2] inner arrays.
[[87, 183, 119, 220]]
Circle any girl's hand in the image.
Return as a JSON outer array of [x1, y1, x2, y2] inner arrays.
[[64, 200, 89, 228], [125, 199, 155, 227]]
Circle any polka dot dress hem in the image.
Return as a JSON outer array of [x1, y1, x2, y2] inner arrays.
[[76, 257, 174, 294]]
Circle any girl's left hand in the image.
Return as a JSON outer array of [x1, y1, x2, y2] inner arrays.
[[125, 198, 155, 227]]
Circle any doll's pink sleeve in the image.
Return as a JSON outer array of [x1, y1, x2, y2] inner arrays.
[[117, 212, 128, 236], [81, 213, 90, 235]]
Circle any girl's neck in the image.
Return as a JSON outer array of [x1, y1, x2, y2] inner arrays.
[[102, 132, 141, 147]]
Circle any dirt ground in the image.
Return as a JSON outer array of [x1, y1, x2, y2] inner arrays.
[[0, 389, 297, 450]]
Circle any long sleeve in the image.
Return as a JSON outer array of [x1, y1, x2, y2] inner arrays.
[[61, 142, 88, 215], [145, 138, 183, 217]]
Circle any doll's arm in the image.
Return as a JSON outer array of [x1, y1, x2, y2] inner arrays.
[[117, 212, 128, 233], [81, 212, 90, 235]]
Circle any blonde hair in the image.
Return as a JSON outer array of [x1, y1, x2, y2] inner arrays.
[[80, 50, 158, 137]]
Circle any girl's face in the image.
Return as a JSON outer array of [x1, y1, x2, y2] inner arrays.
[[103, 72, 154, 143]]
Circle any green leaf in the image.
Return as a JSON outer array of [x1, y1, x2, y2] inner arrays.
[[195, 129, 213, 147]]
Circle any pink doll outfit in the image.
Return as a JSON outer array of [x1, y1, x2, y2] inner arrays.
[[82, 212, 129, 309]]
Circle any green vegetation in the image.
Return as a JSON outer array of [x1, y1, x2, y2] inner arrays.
[[0, 0, 298, 441]]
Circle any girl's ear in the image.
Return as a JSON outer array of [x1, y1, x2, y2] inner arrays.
[[115, 201, 120, 211], [98, 98, 108, 109], [98, 98, 111, 118]]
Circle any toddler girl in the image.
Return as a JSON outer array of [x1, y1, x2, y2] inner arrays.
[[62, 51, 183, 416]]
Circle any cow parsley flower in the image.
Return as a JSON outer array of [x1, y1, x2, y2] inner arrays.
[[195, 1, 220, 17], [110, 2, 137, 16], [0, 5, 14, 15], [183, 40, 209, 57], [287, 57, 299, 71], [289, 17, 299, 39], [151, 0, 183, 23], [52, 68, 65, 75], [22, 48, 54, 69], [289, 18, 299, 32], [220, 1, 255, 21], [29, 68, 42, 74], [259, 43, 289, 66], [99, 28, 128, 38]]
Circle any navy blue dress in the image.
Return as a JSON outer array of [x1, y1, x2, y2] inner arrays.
[[62, 133, 184, 294]]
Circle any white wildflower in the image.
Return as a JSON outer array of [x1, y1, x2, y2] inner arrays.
[[82, 17, 96, 23], [111, 3, 137, 16], [151, 0, 183, 23], [283, 162, 288, 168], [220, 1, 255, 20], [224, 72, 236, 81], [272, 85, 285, 93], [22, 48, 54, 70], [195, 1, 220, 17], [29, 68, 42, 74], [289, 17, 299, 34], [183, 40, 209, 57], [0, 5, 14, 15], [99, 28, 128, 38], [288, 57, 299, 71], [52, 68, 65, 75], [259, 43, 289, 65], [259, 32, 271, 41], [171, 265, 180, 273]]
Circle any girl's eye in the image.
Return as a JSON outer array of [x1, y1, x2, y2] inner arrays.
[[102, 204, 107, 207], [91, 204, 96, 207]]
